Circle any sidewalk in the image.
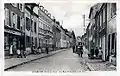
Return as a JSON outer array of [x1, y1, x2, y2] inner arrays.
[[5, 49, 67, 71], [82, 47, 116, 71]]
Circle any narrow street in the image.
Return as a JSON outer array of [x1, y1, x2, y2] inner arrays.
[[8, 48, 89, 72]]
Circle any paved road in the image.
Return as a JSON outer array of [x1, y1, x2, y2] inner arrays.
[[8, 48, 89, 72]]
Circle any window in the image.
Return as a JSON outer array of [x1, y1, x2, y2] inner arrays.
[[111, 3, 116, 17], [35, 38, 37, 47], [19, 4, 22, 11], [12, 12, 16, 28], [26, 17, 30, 31], [31, 20, 33, 32], [100, 11, 103, 28], [5, 9, 9, 26], [4, 35, 9, 50], [34, 22, 37, 33], [17, 4, 19, 9], [17, 15, 20, 29], [103, 8, 106, 23]]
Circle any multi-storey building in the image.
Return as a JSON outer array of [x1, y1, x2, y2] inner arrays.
[[52, 20, 61, 50], [4, 3, 24, 56], [60, 26, 67, 48], [38, 5, 54, 52], [106, 3, 116, 65], [87, 3, 116, 64], [24, 3, 35, 54]]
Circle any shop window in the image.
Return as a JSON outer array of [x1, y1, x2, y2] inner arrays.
[[111, 33, 116, 55], [4, 35, 9, 50]]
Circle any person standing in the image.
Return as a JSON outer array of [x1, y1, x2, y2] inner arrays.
[[17, 48, 21, 58], [95, 47, 99, 58], [10, 43, 13, 58], [90, 48, 94, 58], [46, 46, 49, 54], [72, 45, 75, 53], [98, 47, 103, 59]]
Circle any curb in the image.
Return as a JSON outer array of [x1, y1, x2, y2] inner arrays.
[[4, 49, 66, 71], [86, 62, 95, 71]]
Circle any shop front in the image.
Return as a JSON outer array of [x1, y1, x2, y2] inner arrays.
[[4, 27, 23, 57]]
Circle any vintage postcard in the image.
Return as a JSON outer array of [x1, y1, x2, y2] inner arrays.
[[1, 0, 120, 76]]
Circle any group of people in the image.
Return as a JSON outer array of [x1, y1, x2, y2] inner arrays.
[[72, 43, 84, 58], [31, 44, 49, 55], [10, 43, 26, 58], [89, 47, 103, 59], [72, 42, 103, 59]]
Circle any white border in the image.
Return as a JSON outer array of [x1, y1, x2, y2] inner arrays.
[[1, 0, 120, 76]]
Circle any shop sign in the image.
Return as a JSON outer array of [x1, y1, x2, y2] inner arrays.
[[4, 29, 21, 36]]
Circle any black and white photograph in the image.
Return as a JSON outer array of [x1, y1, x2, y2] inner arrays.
[[4, 1, 117, 73]]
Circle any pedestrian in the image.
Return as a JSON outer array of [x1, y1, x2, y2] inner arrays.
[[95, 47, 99, 58], [98, 47, 102, 59], [46, 46, 49, 54], [10, 43, 13, 58], [31, 42, 34, 54], [21, 45, 26, 58], [32, 45, 36, 54], [17, 49, 21, 58], [80, 45, 83, 58], [90, 48, 94, 58], [72, 45, 75, 53]]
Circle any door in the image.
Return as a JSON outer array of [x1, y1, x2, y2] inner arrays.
[[102, 35, 106, 61]]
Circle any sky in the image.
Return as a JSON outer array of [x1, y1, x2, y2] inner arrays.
[[39, 0, 97, 36]]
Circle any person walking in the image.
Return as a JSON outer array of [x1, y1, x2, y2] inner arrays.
[[80, 45, 83, 58]]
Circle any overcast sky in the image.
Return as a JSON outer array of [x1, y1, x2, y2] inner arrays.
[[39, 0, 97, 36]]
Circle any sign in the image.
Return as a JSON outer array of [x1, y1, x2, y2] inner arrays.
[[4, 29, 21, 36]]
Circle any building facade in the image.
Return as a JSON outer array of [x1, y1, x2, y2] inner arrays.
[[38, 5, 54, 52], [87, 3, 116, 64], [4, 3, 72, 57], [4, 3, 24, 56]]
